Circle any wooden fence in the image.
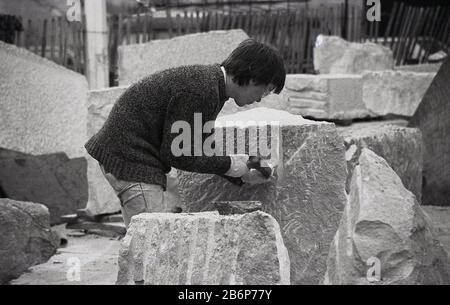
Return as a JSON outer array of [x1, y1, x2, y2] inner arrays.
[[107, 3, 359, 81], [7, 2, 450, 85], [12, 16, 86, 74]]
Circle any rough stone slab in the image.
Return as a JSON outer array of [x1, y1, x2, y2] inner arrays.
[[86, 86, 184, 215], [279, 74, 368, 120], [0, 153, 88, 224], [324, 149, 450, 285], [117, 211, 290, 285], [0, 41, 88, 158], [178, 108, 347, 284], [362, 70, 435, 117], [409, 58, 450, 206], [396, 63, 442, 73], [422, 206, 450, 255], [338, 122, 423, 202], [214, 201, 262, 215], [118, 29, 249, 85], [0, 148, 30, 159], [0, 199, 59, 284], [313, 35, 394, 74]]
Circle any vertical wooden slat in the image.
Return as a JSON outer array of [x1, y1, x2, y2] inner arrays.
[[118, 13, 123, 46], [25, 19, 32, 50], [176, 13, 182, 36], [72, 22, 78, 71], [184, 10, 190, 34], [390, 2, 405, 48], [62, 20, 68, 67], [419, 7, 434, 62], [420, 7, 439, 63], [424, 6, 443, 62], [58, 17, 63, 64], [136, 7, 141, 44], [41, 19, 48, 57], [126, 14, 131, 44], [383, 1, 398, 46], [406, 7, 425, 64], [399, 7, 418, 65], [195, 10, 201, 33], [392, 5, 410, 61], [400, 6, 417, 65], [167, 7, 173, 38], [142, 10, 148, 42], [50, 18, 55, 60]]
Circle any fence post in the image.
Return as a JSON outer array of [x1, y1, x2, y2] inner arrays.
[[84, 0, 109, 89]]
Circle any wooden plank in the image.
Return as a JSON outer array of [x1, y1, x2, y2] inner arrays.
[[41, 19, 48, 58], [166, 7, 173, 38], [392, 5, 410, 62], [406, 7, 426, 64], [126, 15, 131, 44], [136, 8, 141, 44], [176, 13, 182, 36], [419, 6, 437, 63], [62, 19, 68, 67], [424, 6, 443, 63], [25, 19, 32, 50], [399, 6, 418, 65], [390, 1, 405, 48], [184, 10, 190, 34], [143, 10, 149, 42], [383, 1, 397, 45], [118, 13, 123, 46], [50, 18, 56, 60], [422, 6, 440, 62]]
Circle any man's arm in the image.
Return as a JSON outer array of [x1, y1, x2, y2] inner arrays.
[[160, 92, 233, 175]]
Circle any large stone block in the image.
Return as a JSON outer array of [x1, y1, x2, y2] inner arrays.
[[313, 35, 394, 74], [0, 199, 59, 284], [409, 58, 450, 206], [0, 41, 88, 158], [178, 108, 347, 284], [118, 29, 249, 85], [0, 153, 88, 224], [86, 86, 183, 215], [325, 149, 450, 285], [280, 74, 368, 120], [117, 211, 290, 285], [86, 87, 128, 215], [338, 121, 423, 202], [362, 70, 435, 117]]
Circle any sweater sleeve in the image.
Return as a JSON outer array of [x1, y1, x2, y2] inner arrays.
[[160, 91, 232, 174]]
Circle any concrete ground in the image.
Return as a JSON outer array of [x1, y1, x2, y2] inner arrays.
[[10, 228, 122, 285], [8, 205, 450, 285]]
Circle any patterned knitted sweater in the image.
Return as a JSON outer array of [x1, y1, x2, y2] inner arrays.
[[85, 64, 231, 190]]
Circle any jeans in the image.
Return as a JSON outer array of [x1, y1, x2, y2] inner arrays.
[[100, 164, 170, 228]]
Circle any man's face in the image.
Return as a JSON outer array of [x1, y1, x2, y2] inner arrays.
[[233, 81, 275, 107]]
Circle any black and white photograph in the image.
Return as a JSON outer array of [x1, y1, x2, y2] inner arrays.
[[0, 0, 449, 293]]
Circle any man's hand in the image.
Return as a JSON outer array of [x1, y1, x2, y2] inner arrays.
[[241, 169, 271, 185]]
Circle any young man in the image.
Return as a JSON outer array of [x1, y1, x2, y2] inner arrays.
[[85, 38, 286, 227]]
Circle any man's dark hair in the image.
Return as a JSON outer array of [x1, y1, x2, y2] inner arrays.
[[221, 39, 286, 94]]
